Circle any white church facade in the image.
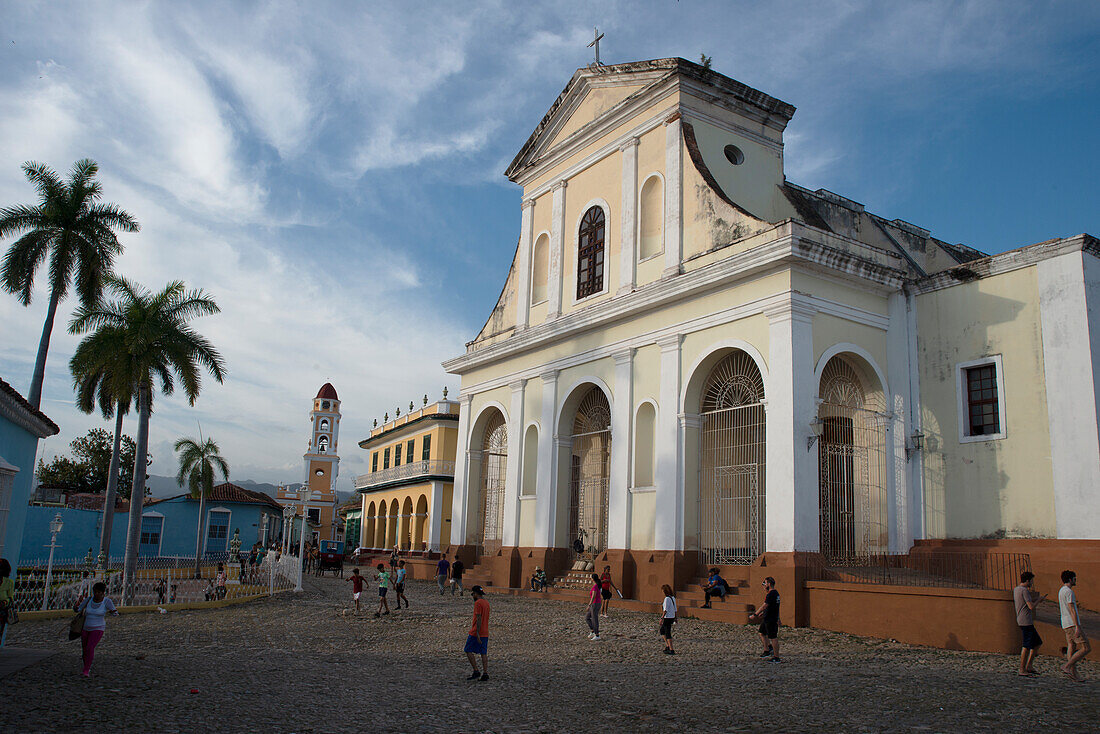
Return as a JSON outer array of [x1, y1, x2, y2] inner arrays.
[[441, 58, 1100, 617]]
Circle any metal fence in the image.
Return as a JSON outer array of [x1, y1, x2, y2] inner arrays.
[[12, 552, 300, 613], [805, 551, 1032, 591]]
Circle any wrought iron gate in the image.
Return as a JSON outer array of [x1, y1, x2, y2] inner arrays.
[[699, 351, 766, 565], [476, 412, 507, 556], [568, 388, 611, 559]]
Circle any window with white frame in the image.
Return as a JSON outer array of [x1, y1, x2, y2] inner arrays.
[[956, 355, 1007, 441]]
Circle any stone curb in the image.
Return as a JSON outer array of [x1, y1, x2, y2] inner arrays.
[[15, 589, 293, 622]]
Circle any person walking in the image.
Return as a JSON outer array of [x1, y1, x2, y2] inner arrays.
[[451, 556, 465, 596], [750, 576, 781, 662], [375, 563, 392, 618], [215, 564, 227, 600], [390, 545, 400, 575], [1059, 569, 1090, 681], [395, 560, 409, 609], [1014, 571, 1046, 676], [0, 559, 14, 647], [75, 581, 118, 677], [463, 585, 490, 681], [436, 554, 451, 595], [585, 573, 603, 641], [599, 566, 619, 617], [659, 584, 677, 654], [346, 567, 367, 613]]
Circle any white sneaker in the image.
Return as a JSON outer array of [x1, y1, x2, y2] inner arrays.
[[591, 635, 601, 641], [587, 632, 595, 639]]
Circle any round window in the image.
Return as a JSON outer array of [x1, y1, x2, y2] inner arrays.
[[315, 468, 324, 476], [724, 144, 745, 165]]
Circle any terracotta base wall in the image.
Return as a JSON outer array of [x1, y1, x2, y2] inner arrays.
[[914, 539, 1100, 611], [627, 550, 698, 602]]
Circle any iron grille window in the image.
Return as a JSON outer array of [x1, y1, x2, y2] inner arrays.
[[383, 448, 390, 470], [422, 435, 431, 461], [308, 508, 320, 524], [395, 444, 402, 466], [965, 364, 1000, 435], [407, 440, 415, 464], [208, 514, 229, 539], [576, 206, 605, 299], [372, 452, 378, 472]]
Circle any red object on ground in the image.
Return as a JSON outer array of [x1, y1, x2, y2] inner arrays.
[[190, 689, 199, 694]]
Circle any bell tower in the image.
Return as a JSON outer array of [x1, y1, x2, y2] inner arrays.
[[301, 382, 340, 542]]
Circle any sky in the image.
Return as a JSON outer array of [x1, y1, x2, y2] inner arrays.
[[1, 1, 1098, 492]]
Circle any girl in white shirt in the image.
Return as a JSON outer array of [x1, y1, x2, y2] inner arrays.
[[660, 584, 677, 655], [75, 581, 118, 677]]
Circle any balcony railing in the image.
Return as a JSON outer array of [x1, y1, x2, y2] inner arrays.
[[354, 460, 456, 490]]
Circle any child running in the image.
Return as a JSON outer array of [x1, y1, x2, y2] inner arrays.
[[375, 563, 391, 618], [346, 567, 367, 613], [600, 565, 619, 617], [659, 584, 677, 654], [395, 560, 409, 608]]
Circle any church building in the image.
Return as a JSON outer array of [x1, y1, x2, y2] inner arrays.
[[441, 57, 1099, 632], [277, 383, 342, 545]]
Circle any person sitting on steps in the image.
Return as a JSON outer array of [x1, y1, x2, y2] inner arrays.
[[701, 568, 729, 608], [530, 567, 548, 592]]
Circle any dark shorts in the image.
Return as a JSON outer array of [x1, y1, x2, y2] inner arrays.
[[378, 587, 388, 597], [1020, 625, 1042, 650], [395, 582, 405, 594], [464, 635, 488, 655], [601, 589, 612, 600], [660, 618, 675, 639], [759, 619, 779, 639]]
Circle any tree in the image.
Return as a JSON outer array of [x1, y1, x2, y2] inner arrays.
[[35, 455, 88, 491], [34, 428, 137, 496], [69, 275, 225, 602], [175, 436, 229, 578], [1, 159, 139, 408], [700, 53, 713, 70]]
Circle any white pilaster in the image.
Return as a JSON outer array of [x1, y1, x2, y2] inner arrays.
[[502, 379, 526, 547], [618, 137, 639, 296], [449, 394, 474, 546], [763, 298, 819, 553], [653, 334, 682, 550], [515, 199, 535, 331], [886, 291, 911, 551], [533, 370, 559, 547], [608, 349, 634, 548], [547, 181, 567, 319], [663, 114, 683, 279], [427, 480, 445, 552]]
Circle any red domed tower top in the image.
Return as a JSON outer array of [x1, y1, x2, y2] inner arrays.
[[316, 383, 339, 401]]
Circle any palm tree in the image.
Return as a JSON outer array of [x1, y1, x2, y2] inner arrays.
[[70, 325, 136, 564], [174, 436, 229, 578], [1, 159, 139, 409], [69, 274, 225, 602]]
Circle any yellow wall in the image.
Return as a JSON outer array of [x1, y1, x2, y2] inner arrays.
[[630, 491, 656, 549], [360, 482, 453, 551], [546, 83, 647, 149], [916, 266, 1056, 538]]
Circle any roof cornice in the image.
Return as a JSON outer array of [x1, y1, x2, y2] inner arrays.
[[0, 382, 60, 439]]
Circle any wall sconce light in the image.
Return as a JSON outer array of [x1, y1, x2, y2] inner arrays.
[[906, 431, 925, 461], [807, 417, 825, 451]]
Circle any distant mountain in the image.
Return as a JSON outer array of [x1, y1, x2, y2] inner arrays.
[[144, 475, 301, 500]]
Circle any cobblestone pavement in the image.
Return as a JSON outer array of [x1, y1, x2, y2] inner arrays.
[[4, 574, 1095, 733]]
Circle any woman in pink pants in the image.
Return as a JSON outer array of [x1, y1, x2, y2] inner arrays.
[[75, 581, 118, 677]]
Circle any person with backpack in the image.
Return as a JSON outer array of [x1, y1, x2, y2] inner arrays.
[[659, 584, 677, 654], [585, 573, 603, 641]]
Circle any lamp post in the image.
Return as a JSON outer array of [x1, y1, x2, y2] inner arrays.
[[282, 504, 294, 555], [295, 486, 309, 592], [41, 512, 64, 611]]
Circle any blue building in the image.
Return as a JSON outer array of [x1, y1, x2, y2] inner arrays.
[[19, 482, 285, 562], [0, 376, 60, 568]]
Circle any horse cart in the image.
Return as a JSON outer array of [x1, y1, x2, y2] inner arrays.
[[317, 540, 345, 577]]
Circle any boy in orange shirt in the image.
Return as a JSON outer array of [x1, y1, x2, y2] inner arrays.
[[464, 585, 490, 681]]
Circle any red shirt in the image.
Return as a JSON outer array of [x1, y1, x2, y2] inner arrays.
[[469, 598, 490, 638], [351, 575, 365, 593], [600, 572, 612, 591]]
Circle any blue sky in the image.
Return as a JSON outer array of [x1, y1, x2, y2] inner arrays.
[[1, 1, 1098, 490]]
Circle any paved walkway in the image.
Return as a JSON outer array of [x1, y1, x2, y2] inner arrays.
[[2, 574, 1095, 732], [0, 646, 55, 679]]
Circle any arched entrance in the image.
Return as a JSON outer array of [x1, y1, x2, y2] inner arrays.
[[568, 387, 611, 559], [476, 411, 508, 556], [699, 350, 766, 565], [817, 354, 888, 565]]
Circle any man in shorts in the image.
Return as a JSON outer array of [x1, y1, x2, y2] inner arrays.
[[451, 556, 465, 596], [1013, 571, 1046, 676], [395, 560, 409, 609], [751, 576, 781, 662], [1059, 569, 1090, 681], [346, 567, 367, 613], [437, 554, 450, 595], [374, 563, 391, 618], [464, 585, 490, 681]]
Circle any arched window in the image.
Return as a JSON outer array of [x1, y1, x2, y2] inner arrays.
[[531, 233, 549, 304], [318, 435, 328, 453], [577, 206, 605, 299], [320, 419, 329, 431], [633, 402, 656, 487], [638, 175, 663, 260]]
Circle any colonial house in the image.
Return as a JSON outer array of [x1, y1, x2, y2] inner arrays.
[[439, 58, 1099, 650]]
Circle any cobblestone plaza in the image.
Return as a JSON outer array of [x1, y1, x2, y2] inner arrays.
[[3, 577, 1095, 732]]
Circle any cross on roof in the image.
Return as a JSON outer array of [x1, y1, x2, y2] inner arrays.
[[587, 27, 604, 66]]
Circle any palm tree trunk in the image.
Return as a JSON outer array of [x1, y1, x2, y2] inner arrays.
[[98, 407, 125, 560], [27, 287, 62, 410], [122, 384, 151, 605], [194, 489, 207, 578]]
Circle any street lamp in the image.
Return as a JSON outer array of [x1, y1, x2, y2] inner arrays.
[[282, 504, 294, 555], [295, 486, 310, 592], [42, 512, 64, 611]]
